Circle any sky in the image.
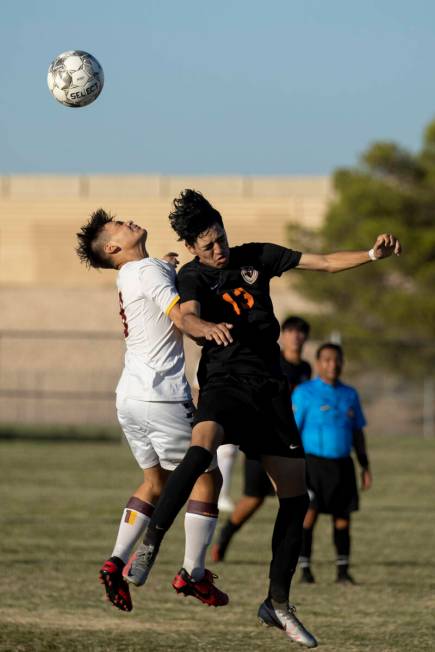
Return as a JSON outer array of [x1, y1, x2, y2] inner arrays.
[[1, 0, 435, 175]]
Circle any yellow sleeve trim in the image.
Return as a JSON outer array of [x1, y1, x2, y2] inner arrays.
[[165, 295, 180, 316]]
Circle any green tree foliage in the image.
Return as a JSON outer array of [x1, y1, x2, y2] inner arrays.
[[288, 121, 435, 373]]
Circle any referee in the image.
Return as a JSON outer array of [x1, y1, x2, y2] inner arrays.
[[292, 342, 372, 584]]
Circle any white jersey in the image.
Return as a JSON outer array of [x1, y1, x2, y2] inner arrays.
[[115, 257, 191, 402]]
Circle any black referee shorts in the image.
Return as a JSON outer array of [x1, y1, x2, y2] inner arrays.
[[306, 454, 359, 516], [194, 373, 304, 461]]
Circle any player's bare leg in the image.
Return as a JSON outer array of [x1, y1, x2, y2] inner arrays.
[[99, 464, 169, 611], [256, 456, 317, 648]]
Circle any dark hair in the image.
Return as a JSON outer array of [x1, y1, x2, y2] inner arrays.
[[316, 342, 344, 359], [168, 189, 224, 246], [281, 316, 310, 336], [76, 208, 114, 269]]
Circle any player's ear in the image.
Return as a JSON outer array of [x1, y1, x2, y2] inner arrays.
[[185, 242, 196, 256], [104, 241, 121, 255]]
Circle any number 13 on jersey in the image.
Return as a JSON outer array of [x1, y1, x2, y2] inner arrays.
[[221, 287, 254, 316]]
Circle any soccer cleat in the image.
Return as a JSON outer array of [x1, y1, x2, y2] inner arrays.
[[172, 568, 229, 607], [125, 542, 158, 586], [258, 598, 318, 648], [336, 569, 356, 585], [300, 567, 316, 584], [122, 550, 136, 579], [99, 558, 132, 612]]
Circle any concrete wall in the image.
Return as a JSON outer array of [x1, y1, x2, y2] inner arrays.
[[0, 175, 332, 425]]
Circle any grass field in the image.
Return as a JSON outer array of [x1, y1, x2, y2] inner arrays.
[[1, 435, 434, 652]]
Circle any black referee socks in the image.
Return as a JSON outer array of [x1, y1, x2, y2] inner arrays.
[[268, 493, 309, 604], [145, 446, 213, 536]]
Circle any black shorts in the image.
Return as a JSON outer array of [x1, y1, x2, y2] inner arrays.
[[306, 454, 359, 516], [194, 373, 304, 460], [244, 458, 275, 497]]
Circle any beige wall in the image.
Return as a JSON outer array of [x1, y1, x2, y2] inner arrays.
[[0, 174, 332, 289], [0, 175, 332, 425]]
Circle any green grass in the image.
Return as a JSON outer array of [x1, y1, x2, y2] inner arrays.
[[0, 436, 434, 651], [0, 423, 120, 442]]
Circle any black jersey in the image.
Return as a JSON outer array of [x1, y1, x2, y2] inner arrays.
[[279, 355, 312, 393], [177, 242, 302, 380]]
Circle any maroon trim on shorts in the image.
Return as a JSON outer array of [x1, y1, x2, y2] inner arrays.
[[126, 496, 155, 517], [186, 499, 219, 517]]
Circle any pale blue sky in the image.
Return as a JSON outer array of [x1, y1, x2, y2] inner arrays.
[[1, 0, 435, 174]]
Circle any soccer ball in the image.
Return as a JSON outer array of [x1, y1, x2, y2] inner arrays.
[[47, 50, 104, 107]]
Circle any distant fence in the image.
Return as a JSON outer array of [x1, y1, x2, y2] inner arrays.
[[0, 329, 433, 437]]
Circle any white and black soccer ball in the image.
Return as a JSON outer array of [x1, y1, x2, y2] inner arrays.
[[47, 50, 104, 107]]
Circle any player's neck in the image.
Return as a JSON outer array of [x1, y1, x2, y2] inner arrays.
[[116, 244, 149, 268], [319, 376, 339, 386], [282, 349, 302, 365]]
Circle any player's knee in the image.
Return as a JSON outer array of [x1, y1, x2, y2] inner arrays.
[[191, 422, 224, 452]]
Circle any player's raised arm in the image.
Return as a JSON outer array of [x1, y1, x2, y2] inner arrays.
[[168, 300, 233, 346], [296, 233, 402, 273]]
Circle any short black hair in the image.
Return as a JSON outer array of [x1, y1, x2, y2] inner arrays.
[[168, 189, 224, 246], [281, 316, 310, 336], [316, 342, 344, 359], [76, 208, 114, 269]]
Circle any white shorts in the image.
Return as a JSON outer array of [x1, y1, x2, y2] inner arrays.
[[117, 397, 194, 471]]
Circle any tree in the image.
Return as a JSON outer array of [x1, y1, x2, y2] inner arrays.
[[287, 120, 435, 374]]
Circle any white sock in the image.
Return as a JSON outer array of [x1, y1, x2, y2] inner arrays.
[[183, 512, 218, 581], [111, 498, 154, 564], [217, 444, 238, 498]]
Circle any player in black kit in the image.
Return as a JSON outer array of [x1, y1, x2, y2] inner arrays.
[[212, 316, 312, 563], [128, 190, 401, 648]]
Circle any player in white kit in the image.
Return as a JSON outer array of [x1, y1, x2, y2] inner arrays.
[[76, 209, 233, 612]]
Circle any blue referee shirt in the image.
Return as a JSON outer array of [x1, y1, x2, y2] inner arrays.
[[292, 377, 366, 459]]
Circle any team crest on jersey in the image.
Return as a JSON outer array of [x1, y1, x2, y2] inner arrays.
[[241, 266, 259, 285]]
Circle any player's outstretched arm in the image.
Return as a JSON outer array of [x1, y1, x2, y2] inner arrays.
[[296, 233, 402, 273], [168, 300, 233, 346]]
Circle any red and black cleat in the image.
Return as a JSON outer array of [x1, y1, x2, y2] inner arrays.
[[172, 568, 229, 607], [99, 558, 133, 612]]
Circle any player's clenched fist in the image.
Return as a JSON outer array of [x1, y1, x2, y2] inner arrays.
[[371, 233, 401, 259]]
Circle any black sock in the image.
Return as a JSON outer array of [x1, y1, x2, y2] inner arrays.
[[217, 519, 241, 556], [300, 527, 313, 559], [334, 525, 350, 574], [299, 527, 313, 567], [268, 493, 309, 604], [143, 446, 213, 547]]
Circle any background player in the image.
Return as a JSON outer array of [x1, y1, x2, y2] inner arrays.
[[212, 316, 311, 562], [128, 189, 400, 648], [76, 209, 233, 611], [293, 343, 372, 584]]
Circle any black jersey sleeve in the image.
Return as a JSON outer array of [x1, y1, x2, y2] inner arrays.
[[176, 266, 205, 303], [259, 243, 302, 278]]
